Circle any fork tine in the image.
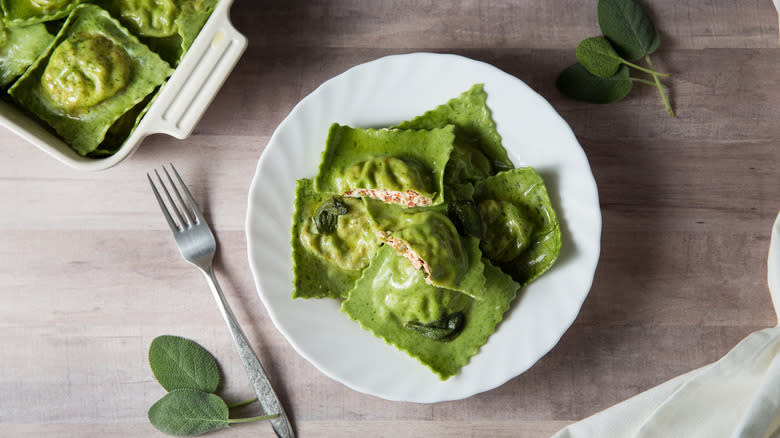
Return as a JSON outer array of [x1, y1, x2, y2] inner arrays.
[[147, 172, 179, 232], [154, 169, 187, 230], [168, 163, 205, 224], [162, 165, 194, 227]]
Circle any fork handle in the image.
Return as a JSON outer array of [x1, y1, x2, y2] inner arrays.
[[201, 266, 295, 438]]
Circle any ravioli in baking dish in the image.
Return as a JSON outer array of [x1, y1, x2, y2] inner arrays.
[[8, 4, 173, 155]]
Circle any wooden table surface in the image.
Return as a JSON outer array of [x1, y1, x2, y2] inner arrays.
[[2, 1, 779, 437]]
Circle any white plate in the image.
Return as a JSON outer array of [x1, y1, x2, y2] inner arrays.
[[246, 53, 601, 403]]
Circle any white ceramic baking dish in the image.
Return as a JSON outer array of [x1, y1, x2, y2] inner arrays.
[[0, 0, 247, 171]]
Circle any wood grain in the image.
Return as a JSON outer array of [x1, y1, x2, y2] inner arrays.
[[0, 0, 778, 437]]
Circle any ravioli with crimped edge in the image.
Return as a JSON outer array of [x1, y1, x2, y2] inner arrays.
[[290, 84, 562, 379]]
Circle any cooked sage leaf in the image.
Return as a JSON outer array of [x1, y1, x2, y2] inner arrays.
[[148, 335, 220, 393], [597, 0, 660, 61], [148, 389, 230, 437], [314, 196, 348, 234], [405, 312, 466, 341], [556, 63, 633, 104]]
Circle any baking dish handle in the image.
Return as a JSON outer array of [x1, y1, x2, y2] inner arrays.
[[142, 4, 247, 139]]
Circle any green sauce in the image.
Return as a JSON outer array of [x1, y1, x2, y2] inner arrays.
[[444, 140, 492, 185], [42, 32, 132, 115], [299, 197, 378, 272], [368, 244, 469, 325], [342, 156, 433, 197], [314, 124, 454, 207], [30, 0, 70, 14], [392, 209, 466, 285], [478, 199, 535, 262]]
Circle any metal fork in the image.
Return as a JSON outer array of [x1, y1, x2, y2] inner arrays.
[[148, 164, 294, 438]]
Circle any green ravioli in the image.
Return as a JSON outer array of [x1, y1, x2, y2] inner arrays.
[[175, 0, 216, 53], [8, 4, 173, 155], [363, 198, 486, 299], [93, 89, 157, 157], [290, 83, 563, 380], [473, 167, 562, 286], [341, 245, 519, 380], [107, 0, 217, 66], [291, 179, 380, 299], [396, 83, 514, 188], [0, 21, 53, 87], [314, 123, 455, 207], [1, 0, 86, 26], [107, 0, 179, 38]]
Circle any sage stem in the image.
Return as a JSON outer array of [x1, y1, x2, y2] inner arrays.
[[622, 59, 670, 77], [227, 397, 258, 409], [227, 413, 279, 424], [645, 56, 675, 117], [630, 77, 661, 87]]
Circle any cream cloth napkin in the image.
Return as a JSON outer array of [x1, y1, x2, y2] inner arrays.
[[776, 0, 780, 35], [552, 212, 780, 438]]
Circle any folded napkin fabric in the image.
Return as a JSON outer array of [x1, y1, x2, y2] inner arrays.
[[553, 212, 780, 438], [775, 1, 780, 34]]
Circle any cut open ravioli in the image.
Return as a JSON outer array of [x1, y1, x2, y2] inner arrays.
[[8, 4, 173, 155], [291, 179, 379, 299], [314, 123, 454, 208], [473, 167, 562, 286], [364, 198, 486, 299], [396, 83, 514, 188], [341, 245, 519, 380]]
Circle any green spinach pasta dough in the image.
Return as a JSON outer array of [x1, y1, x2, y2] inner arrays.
[[474, 167, 562, 286], [291, 84, 562, 379], [1, 0, 86, 26], [315, 124, 454, 208], [0, 20, 52, 86], [107, 0, 218, 64], [396, 83, 514, 188], [341, 246, 518, 379], [292, 179, 380, 299], [111, 0, 179, 38], [363, 199, 487, 299]]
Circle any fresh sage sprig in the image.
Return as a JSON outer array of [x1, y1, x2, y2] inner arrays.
[[556, 0, 674, 116], [147, 335, 277, 437]]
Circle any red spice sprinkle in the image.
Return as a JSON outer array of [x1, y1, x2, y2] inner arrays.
[[342, 188, 431, 207]]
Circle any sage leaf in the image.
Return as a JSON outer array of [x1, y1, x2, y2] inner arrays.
[[314, 196, 348, 234], [405, 312, 466, 341], [597, 0, 660, 60], [149, 335, 220, 393], [148, 389, 229, 436], [556, 63, 633, 104], [576, 36, 623, 77]]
